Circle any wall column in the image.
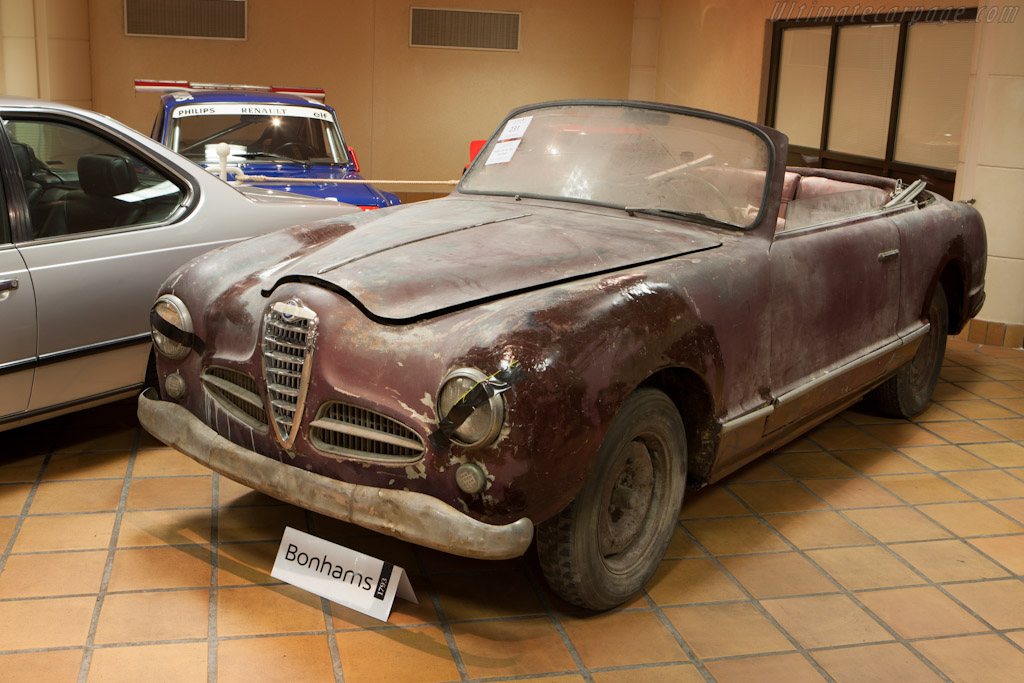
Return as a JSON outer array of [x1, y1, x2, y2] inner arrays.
[[0, 0, 39, 96], [0, 0, 92, 107], [629, 0, 660, 100], [954, 9, 1024, 346]]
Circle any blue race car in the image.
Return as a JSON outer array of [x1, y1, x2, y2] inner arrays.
[[137, 80, 400, 210]]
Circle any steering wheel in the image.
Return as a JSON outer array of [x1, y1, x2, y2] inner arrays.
[[272, 142, 319, 160], [654, 172, 743, 225]]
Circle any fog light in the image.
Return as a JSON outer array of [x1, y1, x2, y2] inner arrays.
[[165, 372, 187, 400], [456, 463, 487, 494]]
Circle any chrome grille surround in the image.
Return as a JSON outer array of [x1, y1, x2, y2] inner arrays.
[[262, 299, 318, 448], [201, 366, 268, 429], [311, 401, 426, 462]]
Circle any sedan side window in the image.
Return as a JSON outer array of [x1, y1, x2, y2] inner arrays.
[[4, 118, 184, 240]]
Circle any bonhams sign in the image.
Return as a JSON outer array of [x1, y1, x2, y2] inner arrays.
[[272, 527, 416, 622]]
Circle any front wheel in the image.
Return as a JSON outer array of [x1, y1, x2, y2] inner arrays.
[[537, 388, 687, 611], [869, 283, 948, 418]]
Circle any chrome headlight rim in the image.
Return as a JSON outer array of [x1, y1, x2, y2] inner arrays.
[[151, 294, 194, 360], [436, 367, 505, 449]]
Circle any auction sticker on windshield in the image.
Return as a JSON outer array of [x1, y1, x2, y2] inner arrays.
[[499, 115, 533, 141], [172, 104, 331, 120], [486, 139, 522, 165]]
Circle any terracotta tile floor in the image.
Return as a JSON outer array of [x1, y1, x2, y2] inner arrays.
[[2, 338, 1024, 682]]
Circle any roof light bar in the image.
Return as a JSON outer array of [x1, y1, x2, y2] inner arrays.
[[133, 79, 326, 100]]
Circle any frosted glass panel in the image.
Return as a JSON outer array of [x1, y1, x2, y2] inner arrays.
[[895, 21, 975, 170], [774, 27, 831, 148], [828, 24, 899, 159]]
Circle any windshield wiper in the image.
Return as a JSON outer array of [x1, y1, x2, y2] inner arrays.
[[624, 207, 735, 229], [234, 152, 310, 168]]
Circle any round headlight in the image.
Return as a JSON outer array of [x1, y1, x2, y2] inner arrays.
[[437, 368, 505, 448], [151, 294, 194, 360]]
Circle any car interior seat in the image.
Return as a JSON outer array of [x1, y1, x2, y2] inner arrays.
[[38, 154, 143, 238], [11, 142, 44, 206]]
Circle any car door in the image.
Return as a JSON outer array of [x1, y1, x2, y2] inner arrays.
[[2, 112, 204, 414], [765, 206, 902, 432], [0, 174, 37, 419]]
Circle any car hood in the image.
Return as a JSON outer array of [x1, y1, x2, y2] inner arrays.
[[235, 184, 358, 209], [205, 162, 387, 205], [264, 197, 722, 322]]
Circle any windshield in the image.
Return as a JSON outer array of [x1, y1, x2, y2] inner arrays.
[[168, 103, 348, 165], [460, 103, 773, 228]]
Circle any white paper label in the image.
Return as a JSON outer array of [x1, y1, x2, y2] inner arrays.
[[271, 527, 417, 622], [485, 139, 522, 165], [499, 115, 533, 141]]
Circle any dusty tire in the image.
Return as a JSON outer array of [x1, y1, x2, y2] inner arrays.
[[869, 284, 948, 418], [537, 388, 687, 611]]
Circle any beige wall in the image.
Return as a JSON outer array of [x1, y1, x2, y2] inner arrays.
[[1, 0, 91, 107], [87, 0, 633, 183]]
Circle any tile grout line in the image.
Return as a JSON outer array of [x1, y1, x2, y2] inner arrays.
[[412, 546, 470, 681], [715, 453, 952, 678], [207, 472, 220, 683], [76, 425, 141, 683], [0, 448, 53, 579], [306, 512, 346, 683], [519, 557, 594, 683], [675, 508, 843, 682]]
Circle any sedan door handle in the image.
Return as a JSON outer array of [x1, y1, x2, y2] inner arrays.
[[878, 250, 900, 262], [0, 278, 19, 292]]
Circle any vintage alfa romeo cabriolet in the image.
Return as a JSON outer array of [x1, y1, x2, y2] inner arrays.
[[139, 100, 986, 610]]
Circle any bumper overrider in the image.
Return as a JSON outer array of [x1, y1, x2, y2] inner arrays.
[[137, 388, 534, 560]]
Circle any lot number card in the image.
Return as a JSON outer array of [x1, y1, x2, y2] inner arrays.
[[272, 526, 416, 622]]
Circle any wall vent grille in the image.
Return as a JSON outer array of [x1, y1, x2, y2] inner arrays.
[[125, 0, 246, 40], [410, 7, 520, 51]]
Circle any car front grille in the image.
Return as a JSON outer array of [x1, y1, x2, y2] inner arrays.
[[201, 366, 268, 429], [262, 300, 318, 448], [311, 401, 425, 462]]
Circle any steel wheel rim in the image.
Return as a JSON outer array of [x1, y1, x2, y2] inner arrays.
[[598, 431, 670, 574]]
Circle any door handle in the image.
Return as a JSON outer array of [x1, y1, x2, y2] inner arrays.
[[0, 278, 19, 292], [878, 250, 900, 262]]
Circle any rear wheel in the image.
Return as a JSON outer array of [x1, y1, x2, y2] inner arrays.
[[537, 388, 687, 611], [869, 284, 948, 418]]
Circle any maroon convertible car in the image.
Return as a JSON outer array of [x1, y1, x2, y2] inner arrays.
[[139, 100, 986, 610]]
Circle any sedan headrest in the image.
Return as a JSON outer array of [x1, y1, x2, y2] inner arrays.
[[11, 142, 36, 179], [78, 154, 138, 197]]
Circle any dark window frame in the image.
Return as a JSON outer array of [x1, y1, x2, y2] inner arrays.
[[763, 8, 978, 197]]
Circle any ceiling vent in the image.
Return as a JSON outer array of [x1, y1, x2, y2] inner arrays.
[[410, 7, 520, 51], [125, 0, 246, 40]]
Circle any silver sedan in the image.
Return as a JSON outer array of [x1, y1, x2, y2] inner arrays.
[[0, 95, 359, 431]]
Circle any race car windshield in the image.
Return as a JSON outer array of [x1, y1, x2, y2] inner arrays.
[[170, 104, 348, 165], [459, 104, 773, 229]]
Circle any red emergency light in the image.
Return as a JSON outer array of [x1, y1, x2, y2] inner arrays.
[[133, 79, 326, 100]]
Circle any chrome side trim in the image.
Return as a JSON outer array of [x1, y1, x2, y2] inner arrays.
[[719, 403, 774, 435], [1, 385, 141, 432], [772, 331, 920, 408], [36, 334, 152, 366]]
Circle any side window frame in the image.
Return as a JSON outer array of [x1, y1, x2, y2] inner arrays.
[[3, 111, 195, 243], [0, 115, 32, 244]]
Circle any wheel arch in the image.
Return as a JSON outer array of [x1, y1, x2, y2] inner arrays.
[[639, 367, 717, 489], [937, 258, 966, 334]]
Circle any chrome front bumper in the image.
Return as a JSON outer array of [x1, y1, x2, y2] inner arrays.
[[137, 388, 534, 560]]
